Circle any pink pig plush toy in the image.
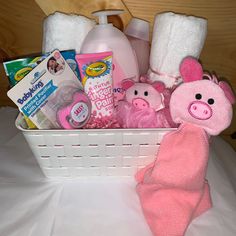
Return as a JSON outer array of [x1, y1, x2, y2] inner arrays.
[[116, 76, 176, 128], [136, 57, 235, 236]]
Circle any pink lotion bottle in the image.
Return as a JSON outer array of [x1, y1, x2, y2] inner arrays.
[[124, 18, 150, 76], [80, 10, 139, 104]]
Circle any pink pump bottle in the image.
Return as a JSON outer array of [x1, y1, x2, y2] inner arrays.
[[80, 10, 139, 104], [124, 18, 150, 76]]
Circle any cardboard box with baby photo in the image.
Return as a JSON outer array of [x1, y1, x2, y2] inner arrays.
[[7, 50, 84, 129]]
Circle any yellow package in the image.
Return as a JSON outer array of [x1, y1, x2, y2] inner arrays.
[[23, 114, 37, 129]]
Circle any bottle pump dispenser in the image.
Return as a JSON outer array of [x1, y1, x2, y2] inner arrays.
[[81, 10, 139, 103]]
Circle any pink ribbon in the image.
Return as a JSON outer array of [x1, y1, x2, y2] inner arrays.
[[149, 67, 182, 84]]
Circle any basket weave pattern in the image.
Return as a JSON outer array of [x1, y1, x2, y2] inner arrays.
[[22, 128, 172, 177]]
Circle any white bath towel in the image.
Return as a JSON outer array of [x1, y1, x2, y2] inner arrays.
[[42, 12, 95, 53], [148, 12, 207, 88]]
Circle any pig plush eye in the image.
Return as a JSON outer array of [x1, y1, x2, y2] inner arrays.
[[134, 90, 138, 95], [208, 98, 214, 105], [144, 91, 148, 96], [195, 93, 202, 100]]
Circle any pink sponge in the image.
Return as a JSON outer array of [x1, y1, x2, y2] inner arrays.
[[116, 76, 177, 128]]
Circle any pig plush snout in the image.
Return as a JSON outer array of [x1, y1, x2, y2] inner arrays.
[[188, 101, 213, 120], [132, 98, 149, 110]]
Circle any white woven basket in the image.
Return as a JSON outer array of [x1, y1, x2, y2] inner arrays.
[[16, 114, 174, 178]]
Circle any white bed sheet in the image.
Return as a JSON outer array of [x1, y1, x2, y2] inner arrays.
[[0, 107, 236, 236]]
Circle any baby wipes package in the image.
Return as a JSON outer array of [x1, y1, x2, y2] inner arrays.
[[7, 50, 83, 129]]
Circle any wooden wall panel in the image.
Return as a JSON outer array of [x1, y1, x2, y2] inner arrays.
[[35, 0, 132, 29], [0, 0, 46, 107]]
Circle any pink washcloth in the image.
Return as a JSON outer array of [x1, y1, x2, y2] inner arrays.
[[135, 57, 235, 236], [136, 123, 212, 236]]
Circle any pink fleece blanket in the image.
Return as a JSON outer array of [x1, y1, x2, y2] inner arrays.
[[135, 57, 235, 236], [136, 123, 212, 236]]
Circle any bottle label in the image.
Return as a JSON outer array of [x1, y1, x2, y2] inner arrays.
[[112, 57, 126, 104], [76, 52, 114, 118]]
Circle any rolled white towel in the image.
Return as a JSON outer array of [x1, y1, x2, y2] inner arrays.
[[42, 12, 95, 53], [148, 12, 207, 88]]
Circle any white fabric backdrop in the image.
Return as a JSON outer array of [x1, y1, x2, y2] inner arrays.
[[0, 107, 236, 236]]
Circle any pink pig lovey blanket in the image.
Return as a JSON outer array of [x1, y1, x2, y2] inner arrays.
[[136, 123, 212, 236]]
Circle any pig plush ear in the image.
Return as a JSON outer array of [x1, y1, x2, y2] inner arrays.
[[122, 79, 135, 90], [152, 81, 166, 93], [219, 81, 236, 104], [180, 57, 203, 82]]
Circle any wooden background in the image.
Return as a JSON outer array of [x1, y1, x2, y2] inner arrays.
[[0, 0, 235, 149]]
